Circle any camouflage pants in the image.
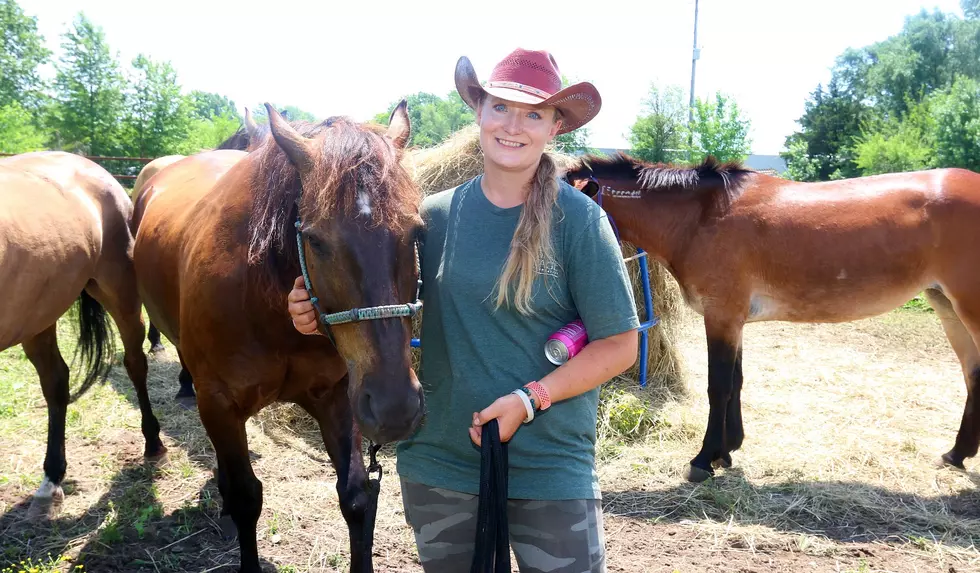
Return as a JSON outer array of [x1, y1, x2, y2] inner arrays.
[[400, 477, 606, 573]]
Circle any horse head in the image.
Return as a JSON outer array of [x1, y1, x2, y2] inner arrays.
[[263, 102, 423, 444]]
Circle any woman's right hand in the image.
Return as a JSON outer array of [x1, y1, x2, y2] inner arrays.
[[287, 276, 321, 335]]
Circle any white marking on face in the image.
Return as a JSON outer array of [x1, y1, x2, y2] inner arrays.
[[35, 476, 59, 498], [837, 269, 848, 280], [357, 192, 372, 216]]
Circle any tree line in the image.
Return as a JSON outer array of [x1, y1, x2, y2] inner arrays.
[[2, 0, 756, 176], [782, 1, 980, 180]]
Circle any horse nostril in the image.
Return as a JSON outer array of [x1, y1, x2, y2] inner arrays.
[[358, 390, 379, 431]]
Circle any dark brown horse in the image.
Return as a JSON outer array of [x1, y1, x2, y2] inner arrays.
[[565, 153, 980, 482], [133, 103, 423, 572], [0, 151, 166, 518]]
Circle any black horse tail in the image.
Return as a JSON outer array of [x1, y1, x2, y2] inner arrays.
[[68, 290, 116, 403]]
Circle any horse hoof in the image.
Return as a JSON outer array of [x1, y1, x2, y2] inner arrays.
[[218, 515, 238, 541], [145, 445, 169, 464], [938, 452, 966, 470], [27, 488, 65, 521], [149, 344, 167, 355], [174, 395, 197, 411], [684, 464, 714, 483], [712, 454, 732, 469]]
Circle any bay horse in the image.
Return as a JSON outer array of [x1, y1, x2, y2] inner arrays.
[[129, 107, 269, 407], [0, 151, 166, 518], [564, 154, 980, 482], [133, 103, 424, 572]]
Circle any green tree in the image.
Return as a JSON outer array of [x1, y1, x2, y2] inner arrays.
[[627, 84, 688, 163], [929, 75, 980, 171], [251, 103, 318, 124], [686, 91, 752, 162], [176, 113, 241, 155], [780, 135, 823, 181], [853, 99, 935, 175], [123, 54, 191, 157], [189, 90, 240, 121], [0, 102, 46, 153], [964, 0, 979, 19], [374, 91, 474, 148], [51, 13, 125, 155], [0, 0, 51, 112], [782, 79, 869, 180]]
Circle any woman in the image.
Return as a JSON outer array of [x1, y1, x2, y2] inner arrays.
[[287, 48, 639, 572]]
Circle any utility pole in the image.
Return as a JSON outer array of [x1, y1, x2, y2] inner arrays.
[[687, 0, 700, 158], [689, 0, 700, 125]]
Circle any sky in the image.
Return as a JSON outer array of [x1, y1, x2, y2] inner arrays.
[[22, 0, 967, 155]]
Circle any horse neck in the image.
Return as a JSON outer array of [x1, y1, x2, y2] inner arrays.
[[599, 189, 702, 267]]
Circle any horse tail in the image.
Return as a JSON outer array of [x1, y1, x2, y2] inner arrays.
[[68, 290, 117, 403]]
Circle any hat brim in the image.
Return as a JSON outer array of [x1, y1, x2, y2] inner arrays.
[[454, 56, 601, 135]]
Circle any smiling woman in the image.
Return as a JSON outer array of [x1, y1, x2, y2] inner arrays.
[[288, 48, 638, 573]]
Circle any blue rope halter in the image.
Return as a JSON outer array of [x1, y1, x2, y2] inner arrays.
[[294, 204, 422, 344]]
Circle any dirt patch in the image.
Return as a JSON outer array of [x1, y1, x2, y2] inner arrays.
[[2, 308, 979, 572]]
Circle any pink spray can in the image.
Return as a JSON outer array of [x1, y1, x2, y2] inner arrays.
[[545, 319, 589, 365]]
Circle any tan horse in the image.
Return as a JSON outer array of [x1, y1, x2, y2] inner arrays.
[[564, 154, 980, 482], [0, 151, 166, 518], [134, 103, 423, 573]]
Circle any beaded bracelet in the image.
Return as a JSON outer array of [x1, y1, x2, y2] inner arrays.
[[524, 381, 551, 411]]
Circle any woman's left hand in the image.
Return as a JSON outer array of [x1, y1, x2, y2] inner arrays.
[[469, 393, 528, 447]]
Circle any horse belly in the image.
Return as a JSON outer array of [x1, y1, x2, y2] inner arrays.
[[748, 276, 933, 323]]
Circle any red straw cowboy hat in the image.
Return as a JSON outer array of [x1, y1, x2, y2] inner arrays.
[[454, 48, 602, 135]]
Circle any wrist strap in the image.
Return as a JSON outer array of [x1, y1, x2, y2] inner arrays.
[[511, 389, 534, 423]]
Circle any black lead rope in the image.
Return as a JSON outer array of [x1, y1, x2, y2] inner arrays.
[[471, 419, 510, 573]]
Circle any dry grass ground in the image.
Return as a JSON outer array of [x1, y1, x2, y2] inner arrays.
[[1, 302, 978, 572]]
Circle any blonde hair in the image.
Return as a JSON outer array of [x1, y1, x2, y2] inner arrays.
[[493, 108, 563, 315]]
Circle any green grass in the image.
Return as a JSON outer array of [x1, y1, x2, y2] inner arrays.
[[901, 292, 934, 312]]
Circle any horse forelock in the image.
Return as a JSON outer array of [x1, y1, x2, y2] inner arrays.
[[574, 152, 754, 212], [245, 116, 421, 268]]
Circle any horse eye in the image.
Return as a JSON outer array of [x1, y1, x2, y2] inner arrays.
[[305, 233, 327, 253]]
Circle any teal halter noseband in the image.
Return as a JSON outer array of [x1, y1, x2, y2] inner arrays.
[[294, 211, 422, 344]]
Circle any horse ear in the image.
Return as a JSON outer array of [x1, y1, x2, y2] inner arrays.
[[244, 107, 259, 141], [265, 102, 314, 172], [386, 100, 411, 150]]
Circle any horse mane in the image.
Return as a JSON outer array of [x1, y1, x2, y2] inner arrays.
[[572, 152, 755, 213], [245, 116, 421, 268]]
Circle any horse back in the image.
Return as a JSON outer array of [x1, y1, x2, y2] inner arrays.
[[131, 155, 186, 234], [682, 168, 980, 322]]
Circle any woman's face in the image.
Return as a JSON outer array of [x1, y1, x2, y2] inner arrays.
[[476, 95, 562, 173]]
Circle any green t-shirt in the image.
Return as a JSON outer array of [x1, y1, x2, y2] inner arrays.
[[395, 175, 640, 500]]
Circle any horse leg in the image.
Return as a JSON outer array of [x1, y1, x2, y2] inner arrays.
[[85, 281, 167, 460], [174, 349, 196, 407], [715, 346, 744, 470], [198, 392, 263, 573], [925, 289, 980, 469], [687, 318, 743, 482], [299, 376, 375, 573], [147, 322, 165, 354], [22, 325, 70, 520]]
